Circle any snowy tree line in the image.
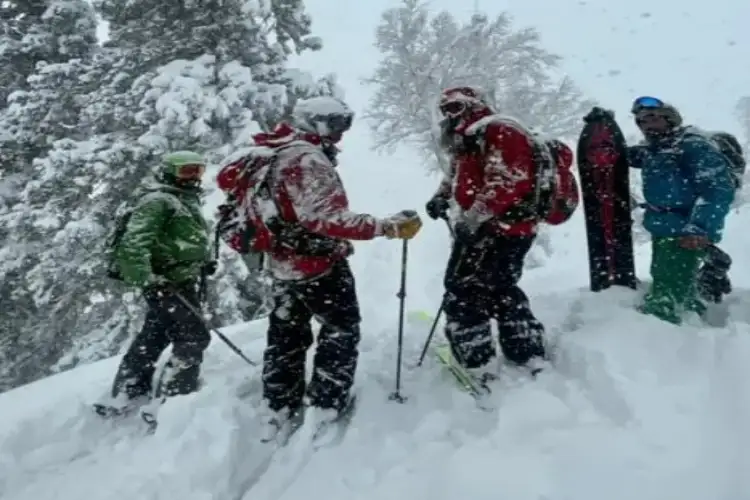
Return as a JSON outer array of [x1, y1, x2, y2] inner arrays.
[[0, 0, 339, 392], [6, 0, 730, 392]]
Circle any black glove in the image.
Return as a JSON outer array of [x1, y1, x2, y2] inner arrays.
[[143, 280, 171, 301], [425, 196, 450, 221], [202, 260, 219, 276]]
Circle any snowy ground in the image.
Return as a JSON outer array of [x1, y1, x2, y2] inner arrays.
[[4, 133, 750, 499], [4, 283, 750, 500]]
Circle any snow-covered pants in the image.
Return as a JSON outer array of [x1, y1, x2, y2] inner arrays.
[[442, 234, 545, 369], [640, 237, 706, 324], [263, 260, 361, 413], [111, 282, 211, 400]]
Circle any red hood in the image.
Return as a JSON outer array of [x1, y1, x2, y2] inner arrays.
[[252, 122, 326, 149]]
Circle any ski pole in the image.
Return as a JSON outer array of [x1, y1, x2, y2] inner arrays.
[[416, 301, 443, 367], [416, 218, 455, 367], [389, 239, 409, 403], [172, 290, 258, 367]]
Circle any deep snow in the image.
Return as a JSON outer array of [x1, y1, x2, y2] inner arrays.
[[4, 283, 750, 500], [3, 125, 750, 499]]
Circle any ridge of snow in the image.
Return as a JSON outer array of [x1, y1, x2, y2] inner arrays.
[[3, 285, 750, 500]]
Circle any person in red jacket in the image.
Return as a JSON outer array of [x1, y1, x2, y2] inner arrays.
[[219, 96, 422, 440], [426, 86, 573, 379]]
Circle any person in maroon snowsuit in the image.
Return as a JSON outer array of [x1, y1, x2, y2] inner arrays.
[[426, 86, 577, 378], [218, 96, 422, 438]]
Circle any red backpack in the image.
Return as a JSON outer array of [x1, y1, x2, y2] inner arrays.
[[215, 147, 280, 256], [465, 116, 571, 225], [544, 139, 580, 226]]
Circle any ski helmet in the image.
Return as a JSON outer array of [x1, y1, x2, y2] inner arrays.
[[631, 96, 683, 137], [159, 150, 206, 187], [292, 96, 354, 143]]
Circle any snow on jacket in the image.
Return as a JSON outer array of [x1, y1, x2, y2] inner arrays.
[[433, 113, 544, 237], [227, 123, 382, 281], [116, 180, 211, 287], [628, 128, 735, 243]]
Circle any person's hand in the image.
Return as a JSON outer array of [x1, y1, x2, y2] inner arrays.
[[143, 275, 171, 299], [425, 196, 449, 221], [678, 235, 709, 250], [202, 260, 219, 276], [382, 210, 423, 240]]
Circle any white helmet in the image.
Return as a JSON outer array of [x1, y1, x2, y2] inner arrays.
[[292, 96, 354, 142]]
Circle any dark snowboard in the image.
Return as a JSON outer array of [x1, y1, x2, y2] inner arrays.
[[577, 108, 637, 292]]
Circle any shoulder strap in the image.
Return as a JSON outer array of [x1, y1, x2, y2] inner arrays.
[[676, 131, 709, 184]]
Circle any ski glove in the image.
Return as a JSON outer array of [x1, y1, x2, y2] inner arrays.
[[382, 210, 423, 240], [143, 276, 171, 300], [202, 260, 218, 276], [678, 235, 709, 250], [425, 195, 450, 220]]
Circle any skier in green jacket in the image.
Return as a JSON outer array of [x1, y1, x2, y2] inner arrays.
[[100, 151, 216, 415]]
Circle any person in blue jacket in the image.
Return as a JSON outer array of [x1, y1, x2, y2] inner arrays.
[[628, 96, 735, 324]]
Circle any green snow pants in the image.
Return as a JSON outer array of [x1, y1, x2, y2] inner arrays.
[[640, 237, 706, 325]]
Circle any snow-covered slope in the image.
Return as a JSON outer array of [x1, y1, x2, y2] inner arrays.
[[4, 281, 750, 500], [5, 123, 750, 499]]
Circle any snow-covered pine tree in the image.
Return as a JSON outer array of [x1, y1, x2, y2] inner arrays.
[[98, 0, 338, 327], [0, 0, 100, 391], [364, 0, 596, 268], [364, 0, 596, 174], [0, 0, 341, 390]]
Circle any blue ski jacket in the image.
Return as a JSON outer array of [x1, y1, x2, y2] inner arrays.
[[628, 129, 735, 243]]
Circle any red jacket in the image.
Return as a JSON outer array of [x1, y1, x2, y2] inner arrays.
[[217, 123, 381, 281], [435, 114, 541, 237]]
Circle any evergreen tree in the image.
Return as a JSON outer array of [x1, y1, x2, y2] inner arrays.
[[0, 0, 340, 391], [0, 0, 100, 391], [364, 0, 596, 174]]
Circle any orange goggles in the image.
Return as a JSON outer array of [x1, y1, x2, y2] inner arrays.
[[176, 164, 205, 179]]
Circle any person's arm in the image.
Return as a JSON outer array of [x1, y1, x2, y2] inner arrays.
[[681, 136, 735, 238], [116, 194, 171, 286], [283, 151, 381, 240]]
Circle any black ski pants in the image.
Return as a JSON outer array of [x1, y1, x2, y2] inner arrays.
[[442, 233, 545, 369], [263, 260, 361, 414], [111, 282, 211, 400]]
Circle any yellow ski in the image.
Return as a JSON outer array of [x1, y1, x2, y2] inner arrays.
[[433, 344, 491, 399]]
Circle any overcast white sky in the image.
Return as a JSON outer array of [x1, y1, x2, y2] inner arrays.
[[94, 0, 750, 138], [287, 0, 750, 138]]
